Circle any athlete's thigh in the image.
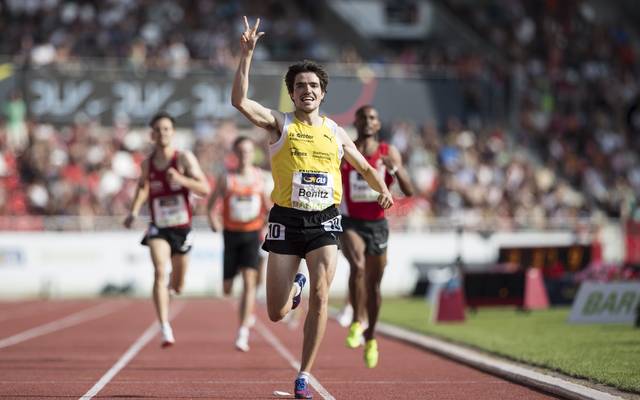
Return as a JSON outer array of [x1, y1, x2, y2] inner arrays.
[[148, 238, 172, 272], [305, 244, 338, 288], [340, 229, 366, 268], [266, 252, 301, 300]]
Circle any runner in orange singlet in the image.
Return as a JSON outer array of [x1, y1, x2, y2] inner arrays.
[[207, 136, 271, 352]]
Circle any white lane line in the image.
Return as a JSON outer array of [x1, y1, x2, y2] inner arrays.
[[79, 302, 186, 400], [255, 320, 335, 400], [0, 301, 127, 349]]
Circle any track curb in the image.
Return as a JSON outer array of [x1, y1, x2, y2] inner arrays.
[[373, 321, 625, 400]]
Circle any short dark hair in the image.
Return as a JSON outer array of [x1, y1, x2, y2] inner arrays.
[[285, 60, 329, 94], [232, 135, 252, 150], [149, 111, 175, 128], [355, 104, 376, 120]]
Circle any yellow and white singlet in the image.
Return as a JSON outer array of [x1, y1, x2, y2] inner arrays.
[[269, 113, 343, 211]]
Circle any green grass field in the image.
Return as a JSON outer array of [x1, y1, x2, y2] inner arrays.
[[374, 298, 640, 393]]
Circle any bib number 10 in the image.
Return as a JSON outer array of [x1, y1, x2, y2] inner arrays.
[[267, 223, 285, 240]]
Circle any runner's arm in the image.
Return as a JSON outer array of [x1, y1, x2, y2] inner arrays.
[[124, 160, 150, 228], [338, 127, 393, 209], [172, 151, 211, 197], [385, 145, 414, 196], [231, 16, 284, 142], [206, 173, 226, 232]]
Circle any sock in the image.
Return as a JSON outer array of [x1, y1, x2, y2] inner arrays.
[[297, 371, 310, 382], [160, 322, 171, 331], [238, 326, 249, 336]]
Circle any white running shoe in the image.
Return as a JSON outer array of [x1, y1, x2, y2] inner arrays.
[[235, 327, 250, 352], [160, 324, 175, 348], [337, 304, 353, 328]]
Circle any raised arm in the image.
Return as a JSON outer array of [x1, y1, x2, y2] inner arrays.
[[338, 127, 394, 209], [231, 16, 284, 142]]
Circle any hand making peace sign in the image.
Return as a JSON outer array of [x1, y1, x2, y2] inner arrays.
[[240, 16, 265, 53]]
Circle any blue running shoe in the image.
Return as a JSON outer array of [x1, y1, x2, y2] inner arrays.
[[294, 377, 312, 399], [292, 273, 306, 310]]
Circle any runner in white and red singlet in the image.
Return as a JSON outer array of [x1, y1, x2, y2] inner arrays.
[[124, 111, 210, 348], [340, 105, 414, 368]]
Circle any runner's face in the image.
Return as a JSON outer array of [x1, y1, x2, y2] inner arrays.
[[291, 72, 325, 112], [151, 118, 174, 147], [354, 108, 380, 138], [234, 140, 254, 167]]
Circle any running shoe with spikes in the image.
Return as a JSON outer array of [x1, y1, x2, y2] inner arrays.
[[364, 339, 379, 368], [336, 304, 353, 328], [294, 377, 312, 399], [160, 324, 175, 348], [292, 273, 306, 310], [345, 321, 364, 349], [235, 327, 250, 352]]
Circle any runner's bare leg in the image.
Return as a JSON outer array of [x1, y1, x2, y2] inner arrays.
[[299, 245, 338, 372]]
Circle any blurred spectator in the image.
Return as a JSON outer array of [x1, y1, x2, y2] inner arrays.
[[3, 91, 27, 152]]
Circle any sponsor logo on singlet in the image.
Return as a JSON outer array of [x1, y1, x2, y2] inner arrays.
[[301, 172, 328, 185]]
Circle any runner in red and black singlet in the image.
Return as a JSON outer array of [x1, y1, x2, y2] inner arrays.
[[339, 105, 414, 368], [124, 111, 210, 348], [147, 150, 193, 230], [207, 136, 272, 352], [341, 141, 394, 221]]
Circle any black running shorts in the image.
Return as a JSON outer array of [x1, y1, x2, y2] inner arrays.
[[141, 223, 193, 255], [223, 229, 262, 280], [341, 217, 389, 256], [262, 204, 342, 258]]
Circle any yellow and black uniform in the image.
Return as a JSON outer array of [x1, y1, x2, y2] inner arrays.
[[262, 113, 344, 257]]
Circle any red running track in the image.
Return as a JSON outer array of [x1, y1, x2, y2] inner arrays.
[[0, 298, 561, 399]]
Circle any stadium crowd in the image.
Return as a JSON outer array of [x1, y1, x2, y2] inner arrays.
[[0, 0, 330, 71], [441, 0, 640, 222], [0, 0, 638, 232]]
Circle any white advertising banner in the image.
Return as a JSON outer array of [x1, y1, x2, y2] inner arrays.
[[0, 229, 579, 299], [0, 231, 223, 298], [568, 281, 640, 324]]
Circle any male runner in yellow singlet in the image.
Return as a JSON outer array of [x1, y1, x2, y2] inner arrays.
[[231, 16, 393, 399]]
